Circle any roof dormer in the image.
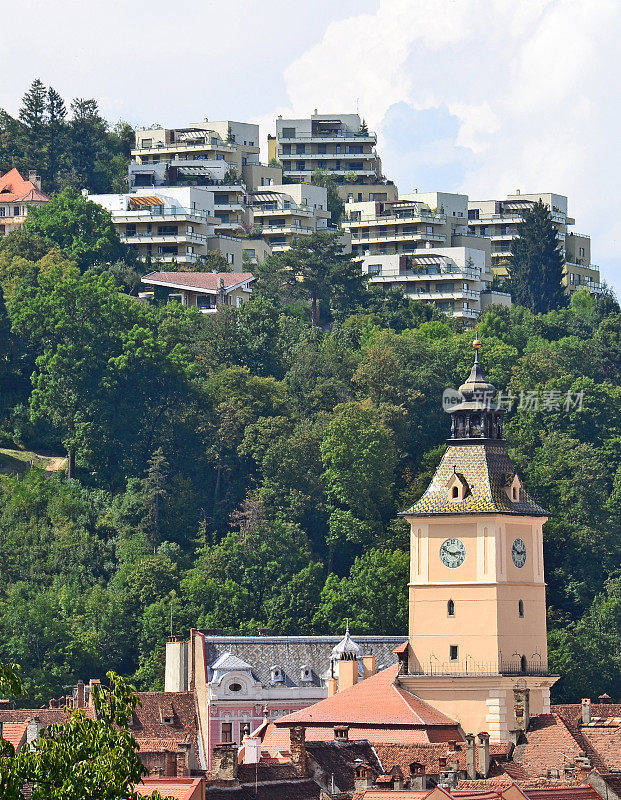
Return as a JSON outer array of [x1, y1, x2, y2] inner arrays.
[[506, 474, 521, 503], [447, 471, 470, 502]]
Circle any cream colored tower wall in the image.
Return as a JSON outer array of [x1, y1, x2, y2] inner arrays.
[[408, 514, 548, 673]]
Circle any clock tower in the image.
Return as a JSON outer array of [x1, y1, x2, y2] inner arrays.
[[397, 340, 558, 742]]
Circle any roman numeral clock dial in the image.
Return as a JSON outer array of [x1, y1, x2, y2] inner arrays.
[[440, 538, 466, 568]]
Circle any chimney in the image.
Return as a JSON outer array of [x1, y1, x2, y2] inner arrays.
[[448, 739, 457, 753], [88, 679, 101, 709], [354, 763, 374, 790], [0, 699, 10, 710], [477, 732, 490, 777], [289, 726, 307, 777], [438, 756, 447, 769], [28, 170, 42, 190], [465, 734, 476, 779], [409, 762, 426, 791], [212, 742, 238, 782], [26, 717, 41, 745], [333, 725, 349, 741], [76, 680, 85, 709], [176, 742, 191, 777], [582, 698, 592, 725], [362, 655, 376, 679], [598, 693, 611, 705], [392, 766, 404, 790], [327, 677, 337, 697], [244, 736, 261, 765], [574, 753, 592, 782], [338, 658, 358, 691], [513, 687, 530, 731], [165, 637, 188, 693]]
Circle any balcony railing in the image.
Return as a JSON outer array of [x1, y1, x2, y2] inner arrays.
[[132, 140, 236, 152], [345, 211, 446, 225], [409, 659, 551, 677], [278, 131, 376, 141], [112, 207, 215, 222]]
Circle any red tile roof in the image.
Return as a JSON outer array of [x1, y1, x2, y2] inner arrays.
[[0, 168, 48, 203], [509, 714, 583, 778], [274, 665, 458, 728], [132, 692, 199, 759], [579, 726, 621, 771], [373, 741, 513, 777], [1, 721, 28, 751], [142, 272, 255, 292], [135, 777, 203, 800]]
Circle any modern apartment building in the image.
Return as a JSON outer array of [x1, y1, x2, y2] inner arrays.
[[342, 191, 482, 260], [0, 168, 48, 236], [269, 112, 397, 202], [88, 187, 242, 268], [247, 183, 331, 252], [467, 191, 602, 294], [361, 246, 510, 320]]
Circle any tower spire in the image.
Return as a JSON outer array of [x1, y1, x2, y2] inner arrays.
[[449, 337, 504, 441]]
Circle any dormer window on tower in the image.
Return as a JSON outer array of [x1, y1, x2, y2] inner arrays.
[[506, 474, 521, 503], [447, 472, 469, 502]]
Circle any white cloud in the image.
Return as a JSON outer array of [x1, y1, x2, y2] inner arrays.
[[272, 0, 621, 294]]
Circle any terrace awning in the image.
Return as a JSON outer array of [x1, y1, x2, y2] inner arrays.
[[129, 196, 163, 207]]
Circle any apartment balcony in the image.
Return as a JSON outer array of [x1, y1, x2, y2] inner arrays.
[[344, 211, 446, 226], [121, 232, 210, 245], [262, 224, 314, 236], [278, 132, 377, 143], [285, 169, 378, 178], [352, 231, 447, 245], [368, 268, 481, 283], [112, 207, 218, 224], [252, 206, 316, 217], [213, 202, 245, 212], [147, 253, 200, 264], [132, 140, 236, 154], [404, 288, 481, 301], [278, 149, 378, 160]]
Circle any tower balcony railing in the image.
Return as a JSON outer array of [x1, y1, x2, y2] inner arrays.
[[408, 659, 552, 677]]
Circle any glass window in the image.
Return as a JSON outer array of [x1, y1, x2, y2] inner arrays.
[[447, 600, 455, 617], [450, 645, 458, 661], [221, 723, 233, 743], [282, 127, 296, 138], [296, 161, 305, 171]]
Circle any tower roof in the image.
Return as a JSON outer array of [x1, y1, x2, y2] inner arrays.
[[331, 623, 362, 659], [400, 442, 547, 517]]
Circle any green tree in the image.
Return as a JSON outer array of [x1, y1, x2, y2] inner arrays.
[[508, 199, 567, 312], [141, 448, 169, 552], [23, 187, 129, 269], [311, 169, 345, 224], [18, 79, 47, 178], [45, 86, 67, 192]]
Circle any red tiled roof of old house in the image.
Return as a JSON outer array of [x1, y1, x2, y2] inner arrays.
[[142, 272, 255, 293], [373, 741, 514, 778], [353, 786, 602, 800], [274, 664, 459, 731], [131, 691, 199, 761], [135, 777, 204, 800], [0, 721, 28, 751], [508, 714, 584, 778], [0, 168, 48, 203]]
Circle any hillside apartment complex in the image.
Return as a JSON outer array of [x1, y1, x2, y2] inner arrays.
[[84, 111, 604, 318]]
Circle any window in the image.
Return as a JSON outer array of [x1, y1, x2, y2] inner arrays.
[[468, 209, 479, 220], [141, 138, 153, 148], [125, 224, 136, 237], [13, 206, 20, 217], [296, 144, 306, 155], [317, 144, 327, 154], [512, 486, 518, 500], [347, 161, 364, 170], [520, 655, 527, 673], [229, 682, 242, 692], [452, 486, 459, 499], [447, 600, 455, 617], [579, 247, 585, 257], [518, 600, 524, 618], [221, 722, 233, 743], [227, 253, 234, 264], [368, 264, 382, 275], [346, 145, 363, 154], [450, 645, 458, 661], [0, 208, 5, 217], [282, 127, 296, 138], [270, 666, 284, 683], [296, 161, 305, 171], [281, 144, 291, 155], [317, 161, 327, 170]]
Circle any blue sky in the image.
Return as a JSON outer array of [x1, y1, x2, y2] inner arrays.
[[2, 0, 619, 295]]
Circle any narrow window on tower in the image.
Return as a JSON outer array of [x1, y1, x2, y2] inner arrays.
[[520, 655, 527, 673], [450, 645, 458, 662], [518, 599, 524, 618], [447, 599, 455, 617], [452, 486, 459, 499]]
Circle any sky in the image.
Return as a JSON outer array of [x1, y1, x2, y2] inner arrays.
[[2, 0, 620, 295]]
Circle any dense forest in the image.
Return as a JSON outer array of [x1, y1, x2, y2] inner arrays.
[[0, 83, 619, 708]]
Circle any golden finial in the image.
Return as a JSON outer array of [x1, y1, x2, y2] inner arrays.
[[472, 324, 481, 350]]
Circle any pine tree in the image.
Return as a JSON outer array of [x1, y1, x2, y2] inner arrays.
[[141, 448, 169, 553], [509, 199, 567, 312], [67, 98, 109, 192], [46, 86, 67, 191], [18, 79, 48, 178]]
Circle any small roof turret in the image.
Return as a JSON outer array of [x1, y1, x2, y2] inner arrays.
[[331, 622, 362, 661]]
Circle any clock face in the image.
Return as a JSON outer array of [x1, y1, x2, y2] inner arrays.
[[440, 538, 466, 568], [512, 538, 527, 568]]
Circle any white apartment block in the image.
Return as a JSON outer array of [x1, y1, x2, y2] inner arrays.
[[88, 187, 242, 268], [129, 121, 283, 245], [342, 191, 484, 260], [362, 247, 511, 321], [269, 112, 397, 203], [467, 191, 602, 294], [247, 183, 331, 252]]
